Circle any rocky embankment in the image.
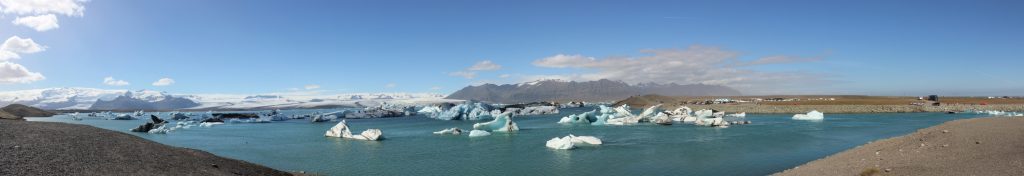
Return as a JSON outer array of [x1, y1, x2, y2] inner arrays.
[[0, 120, 294, 176], [774, 117, 1024, 176], [651, 104, 1024, 114], [0, 104, 55, 120]]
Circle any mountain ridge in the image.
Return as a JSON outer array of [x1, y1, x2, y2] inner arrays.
[[446, 79, 742, 103]]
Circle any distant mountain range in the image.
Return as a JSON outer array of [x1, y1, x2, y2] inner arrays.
[[446, 79, 742, 103], [0, 87, 452, 111]]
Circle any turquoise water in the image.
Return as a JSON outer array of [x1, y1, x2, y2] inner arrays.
[[29, 108, 987, 175]]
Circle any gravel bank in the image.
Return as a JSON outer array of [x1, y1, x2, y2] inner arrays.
[[669, 104, 1024, 114], [0, 120, 293, 176], [774, 117, 1024, 176]]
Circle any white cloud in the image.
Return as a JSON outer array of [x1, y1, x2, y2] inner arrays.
[[468, 60, 502, 71], [1, 36, 46, 56], [530, 45, 829, 94], [448, 71, 477, 79], [499, 74, 511, 78], [304, 84, 320, 90], [152, 78, 175, 86], [0, 62, 44, 84], [385, 83, 397, 88], [532, 54, 596, 68], [0, 50, 19, 61], [12, 14, 59, 31], [103, 76, 129, 86], [0, 0, 86, 16]]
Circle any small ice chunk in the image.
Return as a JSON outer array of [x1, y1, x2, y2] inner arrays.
[[468, 130, 491, 137], [433, 127, 463, 135]]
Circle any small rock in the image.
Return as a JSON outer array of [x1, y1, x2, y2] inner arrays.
[[885, 168, 892, 172], [920, 143, 926, 147], [211, 164, 219, 168], [942, 130, 949, 133], [942, 144, 949, 147], [976, 141, 981, 144]]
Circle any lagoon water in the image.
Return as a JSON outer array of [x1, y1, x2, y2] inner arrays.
[[29, 108, 987, 175]]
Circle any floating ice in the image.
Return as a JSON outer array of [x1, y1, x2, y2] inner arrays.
[[433, 127, 463, 135], [199, 122, 223, 127], [545, 134, 603, 150], [468, 130, 491, 137], [726, 112, 746, 118], [324, 120, 384, 141], [557, 110, 595, 124], [421, 101, 494, 120], [110, 114, 135, 120], [793, 110, 824, 120], [473, 113, 519, 132]]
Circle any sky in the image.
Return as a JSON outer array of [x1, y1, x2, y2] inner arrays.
[[0, 0, 1022, 96]]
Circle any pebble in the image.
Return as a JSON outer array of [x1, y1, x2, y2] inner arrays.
[[942, 130, 949, 133], [976, 141, 981, 144], [942, 144, 949, 147], [885, 168, 892, 172], [211, 164, 219, 168]]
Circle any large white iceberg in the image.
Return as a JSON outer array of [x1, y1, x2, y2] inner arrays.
[[324, 120, 384, 141], [545, 134, 603, 150], [792, 110, 824, 120], [468, 130, 491, 137], [473, 113, 519, 132]]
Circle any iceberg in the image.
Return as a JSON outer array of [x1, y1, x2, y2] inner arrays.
[[545, 134, 603, 150], [170, 112, 191, 120], [500, 103, 560, 116], [433, 127, 463, 135], [110, 114, 135, 120], [130, 115, 168, 133], [726, 112, 746, 118], [792, 110, 824, 120], [557, 110, 595, 124], [468, 130, 491, 137], [652, 112, 673, 125], [324, 120, 384, 141], [199, 122, 223, 127], [473, 113, 519, 132], [421, 101, 495, 120]]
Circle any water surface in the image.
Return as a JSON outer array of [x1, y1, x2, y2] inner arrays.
[[29, 108, 986, 175]]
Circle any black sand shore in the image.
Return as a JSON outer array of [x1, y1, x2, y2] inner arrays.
[[775, 117, 1024, 176], [0, 120, 293, 176]]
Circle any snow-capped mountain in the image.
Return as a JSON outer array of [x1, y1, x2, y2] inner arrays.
[[0, 88, 128, 110], [0, 88, 455, 110]]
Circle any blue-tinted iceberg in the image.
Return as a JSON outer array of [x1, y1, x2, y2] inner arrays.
[[473, 113, 519, 132], [420, 101, 494, 120]]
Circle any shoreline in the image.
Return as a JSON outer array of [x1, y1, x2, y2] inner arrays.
[[657, 104, 1024, 114], [0, 120, 294, 176], [774, 117, 1024, 176]]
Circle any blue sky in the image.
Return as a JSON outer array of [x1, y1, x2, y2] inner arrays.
[[1, 0, 1022, 96]]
